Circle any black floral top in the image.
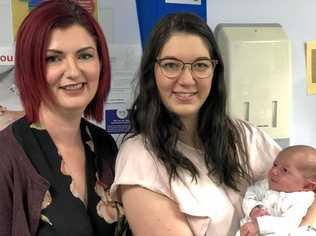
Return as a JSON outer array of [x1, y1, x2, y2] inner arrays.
[[13, 118, 129, 236]]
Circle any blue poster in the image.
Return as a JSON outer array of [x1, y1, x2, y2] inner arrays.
[[105, 109, 130, 134], [136, 0, 206, 48], [28, 0, 43, 10]]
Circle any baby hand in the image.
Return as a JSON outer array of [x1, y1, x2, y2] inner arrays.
[[240, 221, 259, 236], [250, 206, 270, 220]]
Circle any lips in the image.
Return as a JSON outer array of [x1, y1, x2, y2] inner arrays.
[[173, 91, 197, 101], [60, 83, 85, 91]]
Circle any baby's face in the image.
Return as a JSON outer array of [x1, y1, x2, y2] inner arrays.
[[268, 151, 307, 192]]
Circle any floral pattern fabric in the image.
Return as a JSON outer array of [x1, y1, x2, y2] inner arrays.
[[40, 190, 53, 226], [27, 120, 128, 235], [95, 175, 124, 223]]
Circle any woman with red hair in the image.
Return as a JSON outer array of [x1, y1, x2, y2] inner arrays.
[[0, 1, 127, 235]]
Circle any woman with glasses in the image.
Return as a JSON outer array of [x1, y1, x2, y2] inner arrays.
[[110, 13, 315, 236]]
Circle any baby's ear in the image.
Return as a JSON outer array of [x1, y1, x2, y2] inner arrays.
[[304, 179, 316, 191]]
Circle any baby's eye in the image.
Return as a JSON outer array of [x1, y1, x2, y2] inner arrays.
[[282, 168, 288, 173], [45, 55, 61, 64]]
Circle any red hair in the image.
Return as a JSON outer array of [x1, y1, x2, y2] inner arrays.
[[15, 0, 110, 122]]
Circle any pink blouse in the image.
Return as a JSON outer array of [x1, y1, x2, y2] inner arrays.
[[110, 120, 281, 236]]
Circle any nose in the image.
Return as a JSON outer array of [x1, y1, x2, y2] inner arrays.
[[65, 56, 80, 78], [177, 65, 195, 85], [271, 166, 279, 176]]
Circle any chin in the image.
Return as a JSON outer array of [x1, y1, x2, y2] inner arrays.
[[174, 108, 199, 117], [59, 99, 90, 110], [268, 181, 279, 191]]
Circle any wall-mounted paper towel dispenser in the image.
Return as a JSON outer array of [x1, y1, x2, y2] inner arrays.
[[215, 24, 292, 139]]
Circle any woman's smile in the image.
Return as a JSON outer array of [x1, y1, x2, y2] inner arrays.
[[44, 24, 100, 114], [173, 91, 198, 102], [60, 82, 85, 91], [155, 33, 213, 121]]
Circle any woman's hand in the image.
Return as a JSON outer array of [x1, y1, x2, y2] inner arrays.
[[120, 185, 194, 236], [0, 105, 7, 115], [0, 106, 24, 130], [300, 198, 316, 228]]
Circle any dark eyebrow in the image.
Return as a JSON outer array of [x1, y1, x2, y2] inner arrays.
[[77, 46, 97, 53], [159, 56, 212, 61], [46, 46, 97, 54], [46, 49, 63, 54], [194, 57, 212, 61], [158, 56, 179, 60]]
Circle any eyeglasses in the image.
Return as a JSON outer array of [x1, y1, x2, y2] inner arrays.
[[156, 58, 218, 79]]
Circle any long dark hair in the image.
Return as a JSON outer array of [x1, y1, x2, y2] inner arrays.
[[128, 13, 251, 191]]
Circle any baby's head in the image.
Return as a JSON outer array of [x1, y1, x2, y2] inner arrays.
[[268, 145, 316, 192]]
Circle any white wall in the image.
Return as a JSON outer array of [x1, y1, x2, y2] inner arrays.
[[1, 0, 315, 146], [0, 1, 17, 109], [207, 0, 316, 147], [0, 1, 13, 46], [0, 0, 140, 46]]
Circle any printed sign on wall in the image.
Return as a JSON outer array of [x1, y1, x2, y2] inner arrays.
[[105, 109, 130, 134], [305, 40, 316, 95], [165, 0, 201, 5], [0, 47, 15, 65]]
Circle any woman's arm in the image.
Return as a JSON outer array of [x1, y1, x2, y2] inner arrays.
[[121, 185, 194, 236], [0, 135, 13, 235], [0, 170, 12, 235], [300, 198, 316, 228]]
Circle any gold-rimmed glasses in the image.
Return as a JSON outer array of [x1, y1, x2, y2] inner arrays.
[[156, 58, 218, 79]]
